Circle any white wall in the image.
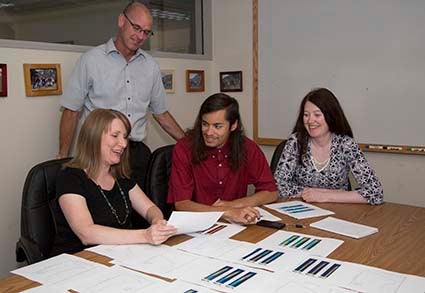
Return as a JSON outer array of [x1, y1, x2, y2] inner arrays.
[[0, 46, 211, 278], [0, 0, 423, 279]]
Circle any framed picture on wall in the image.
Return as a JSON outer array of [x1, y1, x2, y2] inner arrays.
[[161, 69, 175, 94], [219, 71, 243, 92], [23, 63, 63, 97], [0, 64, 7, 97], [186, 69, 205, 92]]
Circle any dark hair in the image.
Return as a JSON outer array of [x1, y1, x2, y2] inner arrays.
[[292, 88, 353, 164], [188, 93, 246, 170], [66, 109, 132, 179]]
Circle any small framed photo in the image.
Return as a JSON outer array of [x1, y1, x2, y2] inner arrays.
[[0, 64, 7, 97], [186, 69, 205, 92], [23, 63, 63, 97], [161, 69, 175, 94], [219, 71, 243, 92]]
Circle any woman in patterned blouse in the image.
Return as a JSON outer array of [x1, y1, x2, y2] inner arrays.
[[274, 88, 383, 204]]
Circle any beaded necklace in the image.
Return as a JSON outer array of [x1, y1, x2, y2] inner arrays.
[[97, 181, 129, 226], [311, 155, 330, 172]]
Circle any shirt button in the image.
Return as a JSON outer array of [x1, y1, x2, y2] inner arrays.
[[127, 114, 131, 117], [128, 97, 131, 100], [218, 150, 221, 153], [212, 155, 215, 158], [225, 155, 228, 158], [218, 163, 222, 167], [219, 181, 223, 185], [126, 80, 130, 83]]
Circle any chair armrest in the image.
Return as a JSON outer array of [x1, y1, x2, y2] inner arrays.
[[16, 237, 45, 264]]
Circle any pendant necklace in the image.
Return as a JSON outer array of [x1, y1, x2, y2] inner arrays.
[[97, 181, 129, 226]]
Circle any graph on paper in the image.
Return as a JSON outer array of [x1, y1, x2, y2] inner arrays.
[[265, 201, 334, 219], [240, 248, 284, 265], [202, 266, 257, 289], [293, 258, 341, 279]]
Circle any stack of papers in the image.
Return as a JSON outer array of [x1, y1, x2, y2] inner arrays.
[[310, 217, 378, 239]]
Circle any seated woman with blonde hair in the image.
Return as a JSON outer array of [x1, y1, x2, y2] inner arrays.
[[274, 88, 383, 204], [51, 109, 176, 256]]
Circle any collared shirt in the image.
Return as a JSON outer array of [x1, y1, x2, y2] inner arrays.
[[61, 38, 167, 141], [167, 136, 277, 205]]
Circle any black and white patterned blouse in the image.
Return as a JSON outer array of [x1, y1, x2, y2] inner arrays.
[[274, 133, 384, 204]]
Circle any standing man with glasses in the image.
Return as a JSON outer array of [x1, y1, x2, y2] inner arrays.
[[57, 1, 185, 189]]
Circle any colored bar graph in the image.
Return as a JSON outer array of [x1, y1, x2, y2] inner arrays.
[[215, 269, 244, 284], [320, 263, 341, 278], [202, 266, 232, 281], [294, 258, 317, 273], [227, 272, 257, 288], [260, 251, 284, 264]]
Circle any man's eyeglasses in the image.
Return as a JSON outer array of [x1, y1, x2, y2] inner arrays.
[[123, 12, 154, 37]]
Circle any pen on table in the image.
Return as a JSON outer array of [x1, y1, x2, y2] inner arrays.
[[285, 223, 305, 228]]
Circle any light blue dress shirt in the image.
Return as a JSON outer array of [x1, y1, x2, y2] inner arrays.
[[61, 38, 167, 141]]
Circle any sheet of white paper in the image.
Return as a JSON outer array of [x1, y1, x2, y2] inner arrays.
[[11, 254, 107, 286], [175, 236, 305, 273], [256, 230, 343, 257], [111, 245, 202, 279], [87, 243, 168, 261], [219, 244, 307, 273], [68, 265, 171, 293], [265, 201, 334, 219], [257, 271, 356, 293], [20, 284, 70, 293], [175, 236, 249, 259], [189, 221, 246, 238], [255, 207, 282, 221], [310, 217, 378, 239], [171, 257, 281, 293], [289, 256, 425, 293], [162, 280, 218, 293], [397, 274, 425, 293], [168, 211, 223, 234]]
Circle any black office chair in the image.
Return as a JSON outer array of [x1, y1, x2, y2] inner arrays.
[[270, 139, 287, 174], [129, 141, 152, 229], [129, 141, 151, 191], [145, 144, 175, 220], [16, 158, 71, 264]]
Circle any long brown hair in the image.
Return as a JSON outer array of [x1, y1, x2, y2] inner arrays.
[[188, 93, 246, 170], [292, 88, 353, 165], [66, 109, 132, 179]]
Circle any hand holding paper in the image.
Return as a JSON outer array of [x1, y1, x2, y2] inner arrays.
[[167, 211, 223, 234]]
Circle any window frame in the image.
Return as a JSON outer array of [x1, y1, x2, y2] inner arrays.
[[0, 0, 212, 60]]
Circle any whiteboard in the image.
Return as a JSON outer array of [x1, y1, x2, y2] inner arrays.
[[257, 0, 425, 147]]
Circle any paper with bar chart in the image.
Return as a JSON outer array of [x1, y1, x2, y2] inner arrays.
[[172, 257, 281, 293], [189, 222, 246, 239], [256, 230, 343, 257], [265, 201, 334, 219], [175, 236, 304, 272]]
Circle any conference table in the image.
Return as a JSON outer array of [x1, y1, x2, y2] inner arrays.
[[1, 201, 424, 292]]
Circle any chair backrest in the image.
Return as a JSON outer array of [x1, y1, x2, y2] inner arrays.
[[270, 140, 287, 174], [16, 158, 71, 264], [129, 141, 152, 229], [129, 141, 151, 191], [145, 145, 175, 219]]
